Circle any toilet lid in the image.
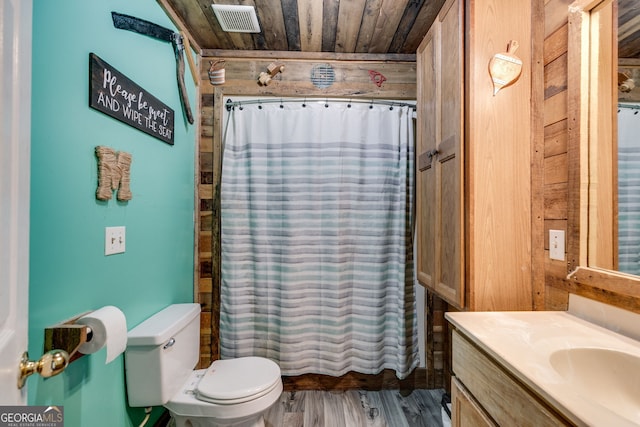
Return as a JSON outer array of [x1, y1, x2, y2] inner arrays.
[[196, 357, 281, 404]]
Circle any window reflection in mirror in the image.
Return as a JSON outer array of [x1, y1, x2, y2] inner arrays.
[[617, 0, 640, 275], [617, 105, 640, 275]]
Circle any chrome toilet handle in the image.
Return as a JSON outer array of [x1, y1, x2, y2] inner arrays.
[[163, 338, 176, 349]]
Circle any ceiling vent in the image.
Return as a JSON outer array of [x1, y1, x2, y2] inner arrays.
[[311, 64, 335, 89], [211, 5, 261, 33]]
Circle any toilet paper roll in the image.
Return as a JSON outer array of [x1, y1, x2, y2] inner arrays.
[[76, 306, 127, 364]]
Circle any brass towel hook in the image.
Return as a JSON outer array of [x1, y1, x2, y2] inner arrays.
[[18, 350, 69, 389]]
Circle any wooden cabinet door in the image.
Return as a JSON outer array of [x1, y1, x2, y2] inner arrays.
[[416, 0, 464, 308], [416, 21, 439, 290], [452, 330, 567, 426], [451, 377, 497, 427], [436, 0, 463, 308]]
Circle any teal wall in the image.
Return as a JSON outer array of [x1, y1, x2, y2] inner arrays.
[[29, 1, 196, 425]]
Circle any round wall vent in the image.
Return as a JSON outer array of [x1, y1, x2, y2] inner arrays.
[[310, 64, 335, 89]]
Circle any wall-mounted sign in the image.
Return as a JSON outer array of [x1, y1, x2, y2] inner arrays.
[[89, 53, 174, 145]]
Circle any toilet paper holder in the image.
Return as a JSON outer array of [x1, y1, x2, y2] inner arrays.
[[43, 311, 93, 363]]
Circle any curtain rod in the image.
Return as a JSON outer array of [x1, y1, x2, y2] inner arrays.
[[618, 103, 640, 111], [225, 98, 416, 112]]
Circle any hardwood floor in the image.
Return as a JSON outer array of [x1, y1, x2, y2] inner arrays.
[[264, 389, 447, 427]]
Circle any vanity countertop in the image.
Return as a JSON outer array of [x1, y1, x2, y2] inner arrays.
[[446, 306, 640, 427]]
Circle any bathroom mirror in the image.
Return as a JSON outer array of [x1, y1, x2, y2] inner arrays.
[[567, 0, 640, 284]]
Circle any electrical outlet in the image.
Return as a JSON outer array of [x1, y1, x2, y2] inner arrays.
[[105, 226, 126, 255], [549, 229, 565, 261]]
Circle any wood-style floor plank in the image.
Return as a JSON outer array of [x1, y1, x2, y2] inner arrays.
[[342, 391, 373, 427], [285, 391, 306, 413], [323, 391, 347, 427], [361, 391, 388, 427], [265, 393, 287, 427], [282, 413, 304, 427], [160, 388, 447, 426], [303, 390, 325, 427], [262, 388, 446, 427], [425, 389, 448, 426], [379, 391, 410, 427], [399, 389, 441, 427]]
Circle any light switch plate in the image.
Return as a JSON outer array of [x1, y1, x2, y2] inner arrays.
[[105, 226, 126, 255], [549, 229, 565, 261]]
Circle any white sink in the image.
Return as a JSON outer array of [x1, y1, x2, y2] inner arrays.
[[549, 348, 640, 422]]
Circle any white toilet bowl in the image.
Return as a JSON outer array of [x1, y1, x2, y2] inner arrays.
[[165, 357, 283, 427], [124, 304, 283, 427]]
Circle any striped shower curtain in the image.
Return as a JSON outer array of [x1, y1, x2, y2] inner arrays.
[[220, 99, 418, 379], [618, 106, 640, 275]]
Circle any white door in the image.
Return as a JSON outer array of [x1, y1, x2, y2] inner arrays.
[[0, 0, 32, 404]]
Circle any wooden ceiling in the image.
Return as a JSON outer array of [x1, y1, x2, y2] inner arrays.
[[161, 0, 445, 55], [161, 0, 640, 58]]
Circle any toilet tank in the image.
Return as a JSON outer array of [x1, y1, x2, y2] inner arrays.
[[125, 303, 201, 407]]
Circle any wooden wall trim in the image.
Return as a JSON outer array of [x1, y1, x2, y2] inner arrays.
[[619, 58, 640, 67], [531, 0, 546, 310], [567, 266, 640, 300], [548, 268, 640, 314], [282, 368, 428, 392], [198, 58, 418, 100], [211, 88, 223, 362], [202, 49, 416, 62], [566, 3, 590, 273], [192, 68, 202, 312]]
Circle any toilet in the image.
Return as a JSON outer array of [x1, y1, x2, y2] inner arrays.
[[124, 303, 283, 427]]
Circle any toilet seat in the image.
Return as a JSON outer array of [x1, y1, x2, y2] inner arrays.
[[165, 362, 283, 421], [196, 357, 281, 404]]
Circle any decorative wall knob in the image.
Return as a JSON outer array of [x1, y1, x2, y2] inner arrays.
[[18, 350, 69, 389]]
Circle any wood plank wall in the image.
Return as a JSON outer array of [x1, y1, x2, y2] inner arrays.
[[195, 50, 440, 391], [543, 0, 573, 310], [543, 1, 640, 313]]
